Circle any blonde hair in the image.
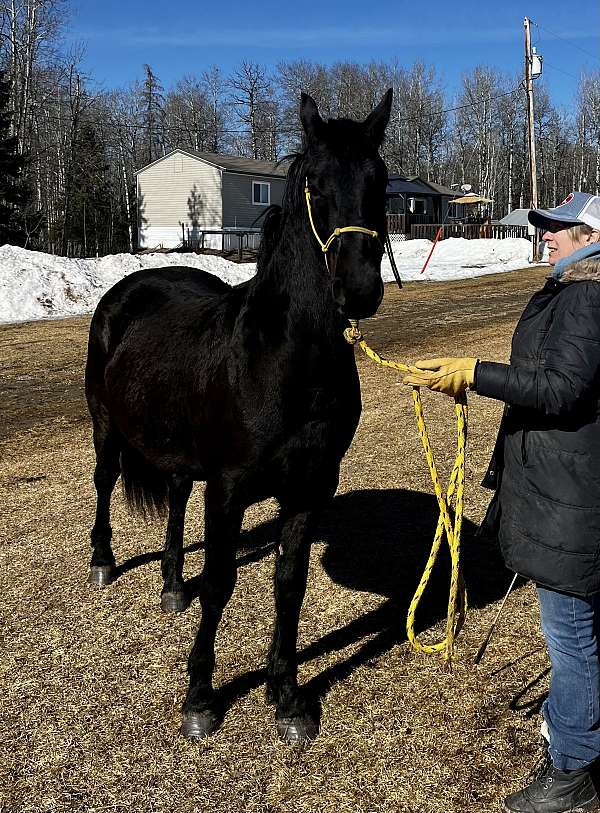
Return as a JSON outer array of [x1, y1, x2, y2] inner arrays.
[[568, 223, 595, 241]]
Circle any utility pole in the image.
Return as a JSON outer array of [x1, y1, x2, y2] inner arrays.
[[524, 17, 542, 259], [524, 17, 539, 210]]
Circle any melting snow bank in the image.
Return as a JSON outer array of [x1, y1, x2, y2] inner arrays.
[[382, 237, 536, 282], [0, 238, 537, 325], [0, 246, 256, 325]]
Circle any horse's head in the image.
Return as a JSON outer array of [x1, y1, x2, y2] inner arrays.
[[300, 89, 392, 320]]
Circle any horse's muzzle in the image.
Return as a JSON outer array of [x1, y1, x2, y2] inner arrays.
[[334, 274, 384, 320]]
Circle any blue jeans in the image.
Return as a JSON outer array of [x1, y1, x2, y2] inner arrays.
[[538, 585, 600, 770]]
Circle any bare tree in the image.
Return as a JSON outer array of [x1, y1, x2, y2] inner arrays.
[[0, 0, 68, 152], [277, 59, 332, 150], [228, 61, 278, 159], [202, 66, 228, 153], [574, 73, 600, 195]]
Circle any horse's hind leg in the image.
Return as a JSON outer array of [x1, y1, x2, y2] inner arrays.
[[267, 509, 318, 743], [89, 417, 121, 587], [160, 475, 193, 613], [181, 476, 242, 739]]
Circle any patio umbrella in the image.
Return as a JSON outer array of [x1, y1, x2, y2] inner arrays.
[[450, 193, 493, 204]]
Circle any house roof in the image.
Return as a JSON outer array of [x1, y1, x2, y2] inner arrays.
[[499, 208, 531, 226], [414, 178, 459, 197], [189, 150, 288, 177], [135, 149, 288, 178], [387, 173, 458, 198], [387, 174, 433, 197]]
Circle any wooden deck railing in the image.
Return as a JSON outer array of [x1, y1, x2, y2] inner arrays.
[[386, 214, 406, 233], [410, 223, 528, 241], [386, 213, 435, 234]]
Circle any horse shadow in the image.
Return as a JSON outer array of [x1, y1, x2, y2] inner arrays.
[[112, 487, 513, 713], [114, 522, 276, 582], [210, 487, 513, 711]]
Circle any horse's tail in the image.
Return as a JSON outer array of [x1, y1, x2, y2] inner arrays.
[[120, 444, 169, 518]]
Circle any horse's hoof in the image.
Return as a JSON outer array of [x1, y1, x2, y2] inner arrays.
[[160, 591, 189, 613], [88, 565, 116, 587], [180, 710, 220, 740], [276, 715, 319, 744]]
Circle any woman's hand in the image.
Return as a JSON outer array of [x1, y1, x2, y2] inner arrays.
[[403, 357, 478, 397]]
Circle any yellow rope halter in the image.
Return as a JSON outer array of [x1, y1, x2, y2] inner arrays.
[[343, 320, 468, 667], [304, 179, 379, 271]]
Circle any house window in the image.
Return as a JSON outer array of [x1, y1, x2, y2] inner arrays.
[[409, 197, 426, 215], [386, 197, 405, 215], [252, 181, 270, 205]]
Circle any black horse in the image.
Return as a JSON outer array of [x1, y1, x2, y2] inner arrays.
[[84, 90, 393, 743]]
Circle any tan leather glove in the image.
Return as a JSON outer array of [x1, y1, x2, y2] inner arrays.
[[403, 357, 478, 398]]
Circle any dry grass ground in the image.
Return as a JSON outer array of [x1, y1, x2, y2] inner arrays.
[[1, 267, 553, 813]]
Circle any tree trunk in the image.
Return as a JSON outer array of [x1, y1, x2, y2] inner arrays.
[[120, 144, 133, 253]]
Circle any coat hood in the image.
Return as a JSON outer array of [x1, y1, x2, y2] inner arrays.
[[554, 243, 600, 283]]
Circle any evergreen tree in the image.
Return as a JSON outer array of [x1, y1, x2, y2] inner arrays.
[[0, 71, 33, 246], [141, 64, 165, 165], [69, 122, 114, 256]]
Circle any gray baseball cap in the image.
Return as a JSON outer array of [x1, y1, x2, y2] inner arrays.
[[529, 192, 600, 230]]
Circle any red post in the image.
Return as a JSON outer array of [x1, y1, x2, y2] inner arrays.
[[420, 226, 444, 274]]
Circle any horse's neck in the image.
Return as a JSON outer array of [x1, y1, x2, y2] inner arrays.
[[252, 211, 336, 330]]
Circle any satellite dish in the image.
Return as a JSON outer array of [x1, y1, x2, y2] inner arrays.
[[460, 184, 472, 194]]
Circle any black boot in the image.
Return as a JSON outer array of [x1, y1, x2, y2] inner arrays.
[[504, 763, 599, 813]]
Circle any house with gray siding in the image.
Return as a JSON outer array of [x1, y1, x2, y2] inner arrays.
[[135, 149, 287, 249]]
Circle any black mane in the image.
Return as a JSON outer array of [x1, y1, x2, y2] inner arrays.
[[257, 152, 307, 269]]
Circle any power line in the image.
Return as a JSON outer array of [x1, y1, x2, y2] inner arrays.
[[531, 20, 600, 65], [420, 86, 523, 123], [543, 62, 584, 82], [29, 84, 525, 140]]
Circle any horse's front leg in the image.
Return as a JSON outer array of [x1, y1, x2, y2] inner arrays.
[[160, 474, 193, 613], [180, 476, 242, 739], [267, 509, 318, 743]]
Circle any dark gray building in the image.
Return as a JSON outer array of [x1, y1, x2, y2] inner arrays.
[[386, 174, 464, 233]]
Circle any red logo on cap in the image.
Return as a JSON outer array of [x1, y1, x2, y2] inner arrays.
[[558, 193, 574, 207]]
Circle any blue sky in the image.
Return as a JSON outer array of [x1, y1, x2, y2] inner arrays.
[[70, 0, 599, 107]]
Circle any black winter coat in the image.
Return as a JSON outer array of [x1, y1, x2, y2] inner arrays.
[[476, 255, 600, 596]]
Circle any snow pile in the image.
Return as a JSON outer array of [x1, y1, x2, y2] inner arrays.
[[0, 246, 256, 324], [0, 237, 538, 325], [382, 237, 534, 282]]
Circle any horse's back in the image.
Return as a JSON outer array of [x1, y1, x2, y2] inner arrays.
[[85, 265, 246, 458], [88, 265, 233, 358]]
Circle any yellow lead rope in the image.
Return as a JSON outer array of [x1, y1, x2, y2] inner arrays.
[[343, 320, 468, 667], [303, 183, 467, 665]]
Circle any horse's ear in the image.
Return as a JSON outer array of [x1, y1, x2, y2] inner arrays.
[[300, 93, 324, 142], [363, 88, 393, 149]]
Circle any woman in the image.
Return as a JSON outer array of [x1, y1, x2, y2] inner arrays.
[[404, 192, 600, 813]]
